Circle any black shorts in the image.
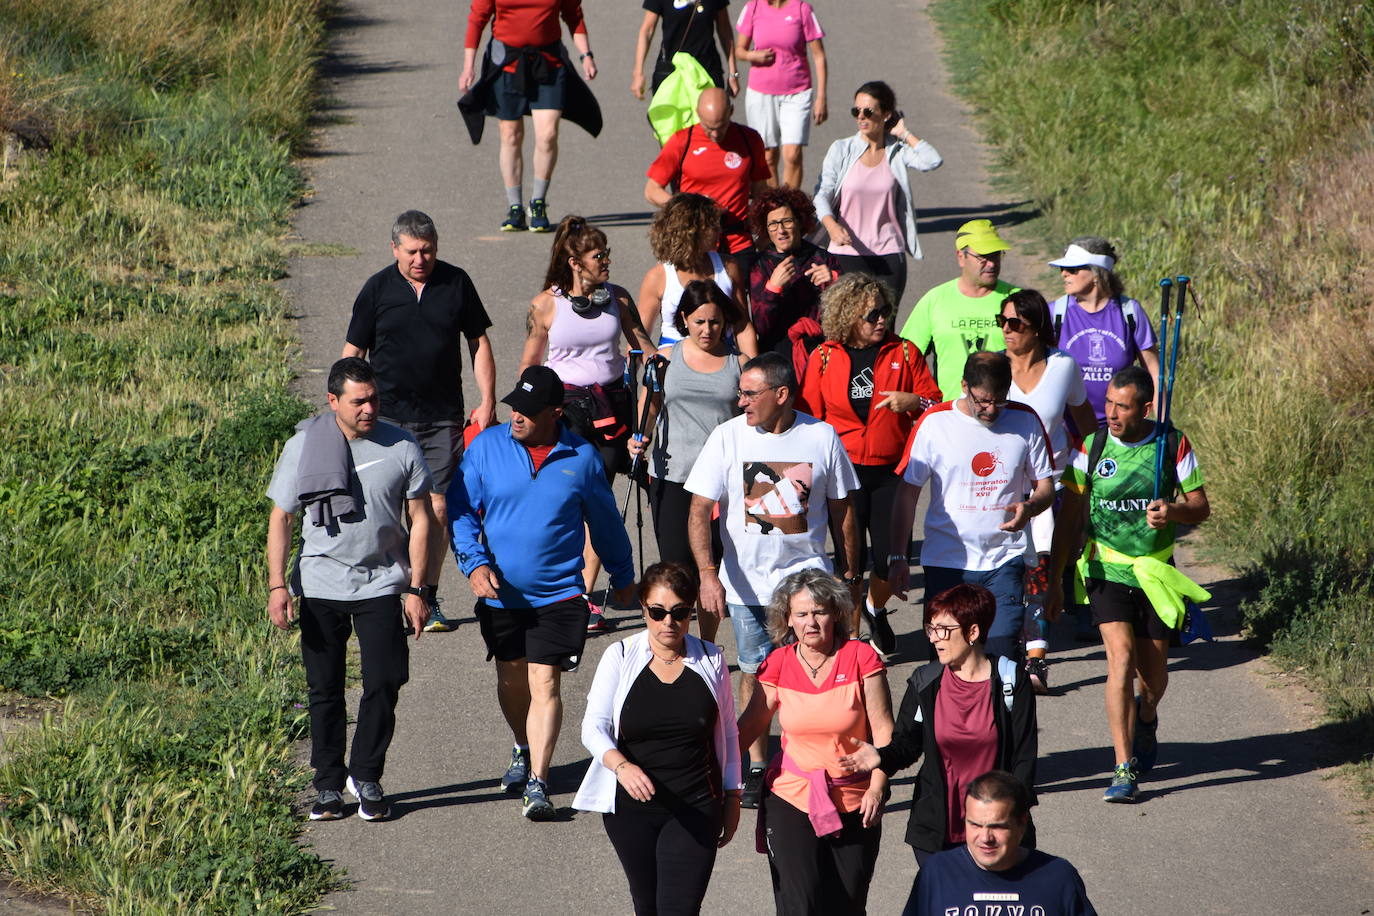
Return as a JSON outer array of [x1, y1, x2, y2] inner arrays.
[[1086, 577, 1176, 641], [493, 62, 566, 120], [476, 597, 590, 667], [383, 417, 463, 492]]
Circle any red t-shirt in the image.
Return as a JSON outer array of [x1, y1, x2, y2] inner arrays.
[[465, 0, 587, 50], [757, 638, 885, 814], [647, 123, 771, 254], [525, 442, 556, 473], [933, 665, 997, 844]]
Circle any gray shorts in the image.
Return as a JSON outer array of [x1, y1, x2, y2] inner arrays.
[[383, 418, 463, 491]]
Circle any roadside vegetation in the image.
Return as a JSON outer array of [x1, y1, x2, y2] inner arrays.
[[933, 0, 1374, 791], [0, 0, 334, 909]]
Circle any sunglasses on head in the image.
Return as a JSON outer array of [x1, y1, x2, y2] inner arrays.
[[996, 313, 1033, 332], [646, 604, 693, 622]]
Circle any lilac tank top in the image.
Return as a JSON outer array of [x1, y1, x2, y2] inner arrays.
[[545, 286, 626, 387]]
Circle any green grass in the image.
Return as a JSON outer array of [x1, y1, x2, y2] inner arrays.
[[0, 0, 337, 909], [931, 0, 1374, 794]]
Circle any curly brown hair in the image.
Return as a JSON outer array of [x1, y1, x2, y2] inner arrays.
[[748, 186, 817, 246], [819, 272, 896, 344], [649, 193, 721, 269]]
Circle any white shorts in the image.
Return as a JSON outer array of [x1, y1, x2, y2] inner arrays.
[[745, 87, 813, 148]]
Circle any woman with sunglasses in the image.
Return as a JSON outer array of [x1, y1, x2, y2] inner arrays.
[[998, 290, 1097, 692], [524, 215, 658, 630], [796, 273, 940, 658], [838, 584, 1038, 869], [1048, 237, 1160, 423], [813, 80, 942, 302], [574, 561, 742, 916], [639, 192, 758, 357], [736, 568, 893, 916]]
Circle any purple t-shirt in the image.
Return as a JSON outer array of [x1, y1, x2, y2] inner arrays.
[[1056, 296, 1156, 423], [736, 0, 824, 95]]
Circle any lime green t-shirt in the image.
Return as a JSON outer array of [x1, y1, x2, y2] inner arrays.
[[1063, 425, 1205, 587], [899, 278, 1018, 399]]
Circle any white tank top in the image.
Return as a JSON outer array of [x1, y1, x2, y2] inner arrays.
[[657, 251, 734, 348]]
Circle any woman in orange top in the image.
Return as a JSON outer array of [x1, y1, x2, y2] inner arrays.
[[737, 569, 893, 916], [798, 273, 940, 657]]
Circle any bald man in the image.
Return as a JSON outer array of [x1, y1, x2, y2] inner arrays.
[[646, 87, 771, 268]]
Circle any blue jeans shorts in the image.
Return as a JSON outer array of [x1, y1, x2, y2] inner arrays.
[[727, 603, 775, 675]]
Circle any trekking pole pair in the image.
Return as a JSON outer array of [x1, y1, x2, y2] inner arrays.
[[1153, 275, 1190, 501]]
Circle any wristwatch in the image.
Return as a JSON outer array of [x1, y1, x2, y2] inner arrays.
[[402, 586, 425, 597], [580, 51, 594, 60]]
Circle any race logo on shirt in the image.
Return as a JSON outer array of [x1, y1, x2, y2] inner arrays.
[[971, 450, 1004, 478], [742, 461, 812, 535], [1095, 457, 1118, 478], [723, 151, 744, 170]]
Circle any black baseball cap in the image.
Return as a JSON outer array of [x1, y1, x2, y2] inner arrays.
[[501, 365, 564, 416]]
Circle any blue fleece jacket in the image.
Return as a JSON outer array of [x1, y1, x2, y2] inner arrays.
[[447, 422, 634, 608]]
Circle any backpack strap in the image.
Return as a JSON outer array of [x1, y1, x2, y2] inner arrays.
[[996, 656, 1017, 713], [1051, 295, 1069, 346], [910, 661, 942, 723], [1120, 298, 1139, 360]]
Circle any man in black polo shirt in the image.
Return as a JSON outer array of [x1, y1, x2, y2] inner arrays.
[[343, 210, 497, 632]]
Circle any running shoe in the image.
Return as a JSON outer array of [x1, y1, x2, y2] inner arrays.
[[1102, 760, 1139, 804], [1133, 698, 1160, 775], [423, 595, 455, 633], [500, 205, 527, 232], [500, 746, 531, 796], [309, 789, 345, 821], [1026, 657, 1050, 695], [527, 198, 551, 232], [741, 765, 766, 810], [346, 776, 391, 821], [864, 607, 897, 659], [522, 777, 556, 820], [586, 602, 611, 633]]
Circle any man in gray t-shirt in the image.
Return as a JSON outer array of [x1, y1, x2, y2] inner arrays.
[[265, 358, 432, 822]]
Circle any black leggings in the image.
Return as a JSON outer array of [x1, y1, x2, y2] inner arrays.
[[845, 463, 901, 580], [834, 252, 907, 303], [649, 476, 722, 568], [603, 803, 724, 916], [763, 793, 882, 916]]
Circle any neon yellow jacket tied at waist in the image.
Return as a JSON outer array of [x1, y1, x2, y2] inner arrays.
[[1073, 541, 1211, 629]]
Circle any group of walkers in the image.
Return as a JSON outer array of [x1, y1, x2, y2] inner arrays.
[[262, 1, 1214, 912]]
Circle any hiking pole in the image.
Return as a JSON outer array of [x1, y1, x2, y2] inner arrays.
[[1158, 275, 1189, 500], [1152, 278, 1173, 501], [618, 349, 644, 522], [633, 356, 666, 578]]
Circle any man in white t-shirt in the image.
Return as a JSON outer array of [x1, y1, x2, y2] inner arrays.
[[888, 351, 1055, 661], [685, 351, 860, 807]]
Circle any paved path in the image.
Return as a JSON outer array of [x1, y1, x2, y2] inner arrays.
[[280, 0, 1374, 913]]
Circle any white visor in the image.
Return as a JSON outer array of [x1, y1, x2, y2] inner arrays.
[[1048, 244, 1115, 271]]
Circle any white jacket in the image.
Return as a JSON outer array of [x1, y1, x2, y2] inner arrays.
[[572, 631, 743, 813], [813, 133, 943, 259]]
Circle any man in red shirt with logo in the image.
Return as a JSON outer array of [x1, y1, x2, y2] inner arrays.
[[460, 0, 599, 233], [645, 87, 771, 273]]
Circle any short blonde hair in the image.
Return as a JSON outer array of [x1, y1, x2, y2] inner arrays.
[[765, 569, 853, 646], [819, 272, 896, 344]]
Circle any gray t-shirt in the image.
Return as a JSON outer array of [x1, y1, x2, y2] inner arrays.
[[267, 421, 432, 601]]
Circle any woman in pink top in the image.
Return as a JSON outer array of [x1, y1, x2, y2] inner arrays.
[[524, 215, 657, 628], [734, 0, 828, 189], [737, 569, 893, 916]]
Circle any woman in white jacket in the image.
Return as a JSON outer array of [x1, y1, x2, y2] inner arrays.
[[574, 561, 742, 915], [813, 79, 942, 302]]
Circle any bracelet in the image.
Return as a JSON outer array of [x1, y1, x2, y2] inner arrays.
[[699, 564, 717, 572], [269, 585, 287, 593], [614, 760, 631, 775]]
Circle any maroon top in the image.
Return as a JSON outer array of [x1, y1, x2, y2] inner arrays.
[[933, 665, 997, 844]]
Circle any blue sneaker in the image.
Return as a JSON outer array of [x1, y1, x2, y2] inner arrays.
[[500, 205, 527, 232], [527, 198, 551, 232], [423, 596, 455, 633], [521, 776, 556, 820], [1103, 760, 1139, 803], [1133, 699, 1159, 775], [500, 746, 530, 796]]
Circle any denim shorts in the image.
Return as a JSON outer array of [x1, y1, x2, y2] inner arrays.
[[727, 603, 775, 674]]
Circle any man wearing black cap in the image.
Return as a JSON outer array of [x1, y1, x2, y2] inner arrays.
[[448, 365, 636, 820]]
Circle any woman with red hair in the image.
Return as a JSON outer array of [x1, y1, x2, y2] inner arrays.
[[747, 185, 839, 373], [838, 584, 1038, 866]]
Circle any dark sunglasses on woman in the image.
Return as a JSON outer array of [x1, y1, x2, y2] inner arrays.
[[645, 604, 693, 622], [995, 313, 1033, 333]]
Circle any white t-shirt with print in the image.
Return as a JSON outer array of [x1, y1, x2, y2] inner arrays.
[[685, 411, 859, 605], [902, 400, 1054, 571]]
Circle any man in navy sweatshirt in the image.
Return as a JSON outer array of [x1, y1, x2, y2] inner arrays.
[[448, 365, 636, 820]]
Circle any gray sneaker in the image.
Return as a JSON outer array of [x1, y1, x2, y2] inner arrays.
[[501, 746, 531, 795], [346, 776, 392, 821], [309, 789, 345, 821]]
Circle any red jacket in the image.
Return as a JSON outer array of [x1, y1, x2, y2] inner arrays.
[[798, 335, 942, 467]]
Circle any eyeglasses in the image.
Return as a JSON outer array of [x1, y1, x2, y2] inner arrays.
[[1059, 266, 1087, 275], [737, 385, 778, 401], [996, 314, 1032, 333], [646, 604, 693, 622], [967, 392, 1009, 410], [923, 623, 961, 641], [589, 250, 611, 262], [862, 306, 894, 324], [766, 217, 796, 231], [962, 249, 1002, 265], [850, 106, 881, 120]]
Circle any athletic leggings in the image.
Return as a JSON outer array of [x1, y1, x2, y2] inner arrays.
[[649, 476, 722, 568], [845, 463, 901, 581], [764, 793, 882, 916], [603, 802, 724, 916]]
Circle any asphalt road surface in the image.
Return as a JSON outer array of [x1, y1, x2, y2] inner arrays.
[[278, 0, 1374, 912]]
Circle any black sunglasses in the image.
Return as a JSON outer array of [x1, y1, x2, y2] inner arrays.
[[996, 313, 1033, 332], [646, 604, 693, 622], [850, 106, 882, 120], [863, 306, 894, 324]]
